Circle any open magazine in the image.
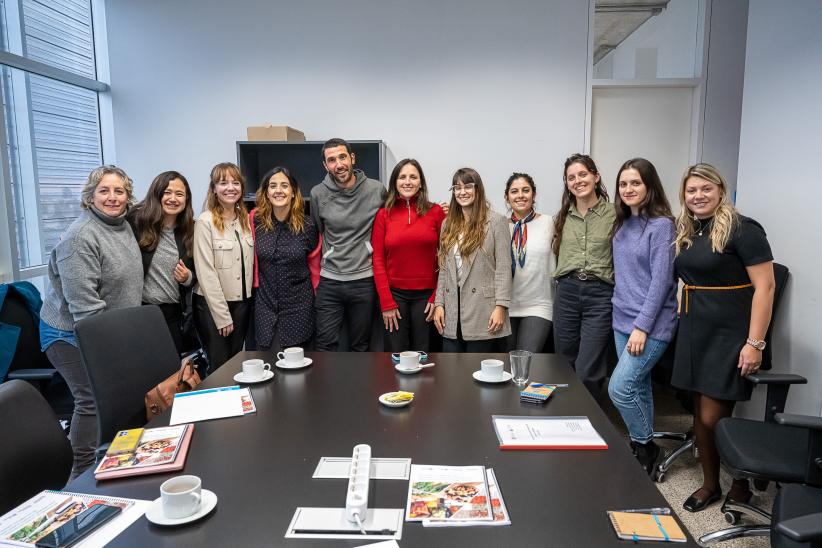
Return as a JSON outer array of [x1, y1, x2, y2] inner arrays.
[[95, 425, 188, 473], [405, 465, 492, 522], [0, 491, 146, 547], [423, 468, 510, 527]]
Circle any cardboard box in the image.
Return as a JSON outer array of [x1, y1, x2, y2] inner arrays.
[[246, 125, 305, 142]]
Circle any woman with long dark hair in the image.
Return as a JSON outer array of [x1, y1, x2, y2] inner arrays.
[[251, 167, 318, 352], [607, 158, 677, 475], [672, 163, 775, 512], [504, 172, 555, 353], [129, 171, 196, 354], [192, 162, 254, 374], [552, 153, 615, 394], [372, 159, 445, 352], [432, 168, 511, 352]]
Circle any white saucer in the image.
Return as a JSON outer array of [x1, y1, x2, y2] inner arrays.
[[233, 370, 274, 384], [472, 370, 513, 384], [276, 357, 312, 370], [395, 364, 422, 375], [379, 392, 413, 408], [145, 489, 217, 526]]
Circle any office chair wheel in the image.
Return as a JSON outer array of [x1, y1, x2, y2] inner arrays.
[[723, 510, 741, 525], [753, 479, 768, 491], [655, 471, 666, 483]]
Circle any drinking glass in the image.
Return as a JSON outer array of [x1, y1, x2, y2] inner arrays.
[[509, 350, 533, 386]]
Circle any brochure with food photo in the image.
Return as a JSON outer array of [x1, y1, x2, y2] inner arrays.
[[95, 425, 188, 474], [405, 465, 492, 522], [423, 468, 510, 527]]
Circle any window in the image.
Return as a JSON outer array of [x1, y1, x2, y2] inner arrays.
[[0, 0, 110, 281]]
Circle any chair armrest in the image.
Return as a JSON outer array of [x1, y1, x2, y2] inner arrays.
[[776, 512, 822, 541], [747, 373, 807, 385], [7, 369, 58, 381], [775, 413, 822, 430]]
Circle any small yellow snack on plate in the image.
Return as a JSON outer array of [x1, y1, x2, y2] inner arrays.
[[379, 391, 414, 408]]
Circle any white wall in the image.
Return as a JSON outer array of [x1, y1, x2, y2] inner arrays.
[[594, 0, 699, 79], [103, 0, 591, 215], [735, 0, 822, 417]]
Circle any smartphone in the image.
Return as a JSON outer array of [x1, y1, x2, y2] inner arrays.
[[35, 504, 122, 548]]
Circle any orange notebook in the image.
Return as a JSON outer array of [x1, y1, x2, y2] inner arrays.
[[94, 424, 193, 480], [607, 511, 686, 543]]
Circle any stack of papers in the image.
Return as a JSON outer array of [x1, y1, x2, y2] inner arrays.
[[492, 415, 608, 450], [169, 386, 255, 425]]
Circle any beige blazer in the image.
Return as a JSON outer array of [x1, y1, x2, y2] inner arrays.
[[193, 210, 254, 329], [435, 211, 512, 341]]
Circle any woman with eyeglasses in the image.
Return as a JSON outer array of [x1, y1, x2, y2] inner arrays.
[[250, 167, 319, 352], [193, 162, 254, 374], [39, 165, 143, 479], [372, 159, 445, 352], [608, 158, 677, 476], [128, 171, 197, 355], [504, 172, 555, 353], [672, 163, 775, 512], [552, 153, 616, 395], [433, 168, 512, 352]]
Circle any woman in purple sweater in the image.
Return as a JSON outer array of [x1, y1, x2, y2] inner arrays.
[[608, 158, 678, 475]]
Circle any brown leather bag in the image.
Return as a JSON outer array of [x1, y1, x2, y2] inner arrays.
[[145, 357, 202, 420]]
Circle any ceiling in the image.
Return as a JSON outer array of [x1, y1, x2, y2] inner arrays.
[[594, 0, 671, 64]]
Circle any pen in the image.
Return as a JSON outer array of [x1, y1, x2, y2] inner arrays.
[[617, 507, 671, 515], [530, 383, 569, 388]]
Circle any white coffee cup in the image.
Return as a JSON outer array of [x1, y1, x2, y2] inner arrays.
[[242, 359, 271, 381], [398, 351, 421, 370], [480, 359, 504, 381], [277, 347, 304, 365], [161, 475, 202, 519]]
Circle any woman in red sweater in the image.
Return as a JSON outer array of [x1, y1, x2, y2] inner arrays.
[[372, 158, 446, 352]]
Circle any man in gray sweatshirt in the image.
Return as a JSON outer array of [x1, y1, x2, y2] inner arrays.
[[310, 138, 386, 351]]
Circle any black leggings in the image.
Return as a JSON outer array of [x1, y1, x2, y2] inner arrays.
[[193, 294, 251, 375], [383, 288, 434, 352]]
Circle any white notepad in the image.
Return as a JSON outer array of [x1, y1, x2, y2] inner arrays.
[[169, 386, 245, 425]]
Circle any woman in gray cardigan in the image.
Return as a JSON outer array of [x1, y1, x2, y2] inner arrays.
[[39, 165, 143, 479], [433, 168, 512, 352]]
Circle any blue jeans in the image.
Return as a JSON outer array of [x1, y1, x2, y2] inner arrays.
[[608, 330, 669, 443]]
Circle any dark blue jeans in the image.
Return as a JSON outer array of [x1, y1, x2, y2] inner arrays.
[[314, 277, 376, 351]]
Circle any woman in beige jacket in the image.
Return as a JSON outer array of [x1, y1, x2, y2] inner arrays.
[[193, 162, 254, 374], [433, 168, 512, 352]]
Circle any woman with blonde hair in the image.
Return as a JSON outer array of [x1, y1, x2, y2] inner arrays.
[[250, 167, 319, 352], [193, 162, 254, 374], [433, 168, 511, 352], [39, 165, 143, 478], [672, 163, 775, 512]]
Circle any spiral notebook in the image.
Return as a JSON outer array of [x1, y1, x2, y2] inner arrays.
[[607, 511, 686, 543]]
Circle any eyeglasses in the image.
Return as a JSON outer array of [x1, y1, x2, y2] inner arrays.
[[449, 183, 476, 193]]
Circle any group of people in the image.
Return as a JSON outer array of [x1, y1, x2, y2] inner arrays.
[[38, 138, 775, 516]]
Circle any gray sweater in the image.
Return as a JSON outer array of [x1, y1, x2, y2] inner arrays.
[[310, 169, 386, 280], [41, 207, 143, 331]]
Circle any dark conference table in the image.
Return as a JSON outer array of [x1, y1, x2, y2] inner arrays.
[[70, 352, 696, 546]]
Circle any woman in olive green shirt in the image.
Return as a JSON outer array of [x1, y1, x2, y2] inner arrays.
[[552, 154, 616, 395]]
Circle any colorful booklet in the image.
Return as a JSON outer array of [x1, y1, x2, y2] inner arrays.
[[0, 490, 147, 547], [94, 424, 193, 480], [607, 510, 686, 543], [422, 468, 510, 527], [405, 465, 493, 522], [492, 415, 608, 450], [519, 383, 557, 404]]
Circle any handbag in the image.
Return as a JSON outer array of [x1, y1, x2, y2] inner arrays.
[[145, 354, 202, 420]]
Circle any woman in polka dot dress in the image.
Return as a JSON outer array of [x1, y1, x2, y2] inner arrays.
[[251, 167, 319, 352]]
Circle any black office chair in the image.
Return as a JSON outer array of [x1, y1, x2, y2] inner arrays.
[[772, 484, 822, 548], [699, 401, 821, 544], [0, 380, 73, 515], [75, 305, 182, 452], [652, 262, 791, 482]]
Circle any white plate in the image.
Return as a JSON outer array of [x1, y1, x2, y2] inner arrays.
[[233, 370, 274, 384], [379, 392, 413, 408], [394, 364, 422, 375], [145, 489, 218, 526], [276, 357, 313, 370], [472, 370, 513, 384]]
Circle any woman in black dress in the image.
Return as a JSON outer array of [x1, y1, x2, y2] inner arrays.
[[251, 167, 319, 352], [672, 163, 775, 512]]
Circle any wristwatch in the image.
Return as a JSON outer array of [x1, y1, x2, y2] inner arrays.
[[746, 338, 767, 351]]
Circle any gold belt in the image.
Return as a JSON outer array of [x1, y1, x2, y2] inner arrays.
[[681, 283, 752, 314]]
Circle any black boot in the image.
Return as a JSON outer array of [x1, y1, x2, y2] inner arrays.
[[635, 440, 661, 476]]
